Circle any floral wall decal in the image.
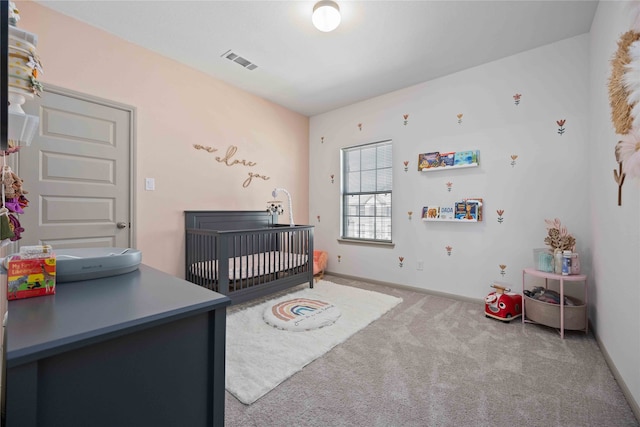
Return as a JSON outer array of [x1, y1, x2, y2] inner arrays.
[[497, 210, 504, 224], [445, 246, 453, 256], [408, 211, 413, 220], [557, 119, 566, 135], [358, 123, 362, 131], [403, 160, 409, 172], [330, 174, 334, 183], [321, 136, 324, 144], [499, 264, 507, 277], [337, 255, 341, 263], [403, 114, 409, 125], [446, 181, 453, 192], [510, 154, 518, 167], [317, 215, 321, 222], [513, 93, 522, 105], [398, 256, 404, 267], [457, 113, 463, 124]]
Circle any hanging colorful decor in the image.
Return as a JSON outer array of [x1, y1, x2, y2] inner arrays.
[[1, 158, 28, 243]]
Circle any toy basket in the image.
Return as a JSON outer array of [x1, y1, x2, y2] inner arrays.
[[524, 295, 587, 330]]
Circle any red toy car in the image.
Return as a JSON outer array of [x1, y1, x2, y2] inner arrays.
[[485, 283, 522, 322]]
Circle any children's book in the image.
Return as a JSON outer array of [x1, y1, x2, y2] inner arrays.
[[439, 205, 455, 220], [440, 152, 455, 167], [463, 198, 483, 221], [421, 206, 429, 219], [455, 201, 477, 220], [418, 152, 442, 170], [422, 206, 440, 219], [453, 150, 476, 166]]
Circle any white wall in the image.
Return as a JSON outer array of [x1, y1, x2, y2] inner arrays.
[[589, 0, 640, 412], [310, 35, 589, 301]]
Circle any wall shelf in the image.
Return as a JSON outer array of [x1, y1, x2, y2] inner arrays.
[[422, 198, 483, 222], [422, 218, 478, 223], [420, 162, 478, 172]]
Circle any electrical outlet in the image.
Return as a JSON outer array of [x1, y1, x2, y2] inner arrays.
[[417, 260, 424, 271]]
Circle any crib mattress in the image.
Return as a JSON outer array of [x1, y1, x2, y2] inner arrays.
[[190, 251, 308, 281]]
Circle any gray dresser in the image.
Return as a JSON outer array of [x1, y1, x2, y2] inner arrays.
[[6, 264, 230, 427]]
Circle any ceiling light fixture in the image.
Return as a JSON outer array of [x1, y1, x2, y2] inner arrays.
[[312, 1, 341, 32]]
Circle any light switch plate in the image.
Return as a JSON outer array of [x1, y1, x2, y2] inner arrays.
[[145, 178, 155, 191]]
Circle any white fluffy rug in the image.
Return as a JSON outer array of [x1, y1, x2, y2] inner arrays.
[[225, 280, 403, 405]]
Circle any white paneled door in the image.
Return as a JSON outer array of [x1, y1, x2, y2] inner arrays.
[[18, 86, 134, 249]]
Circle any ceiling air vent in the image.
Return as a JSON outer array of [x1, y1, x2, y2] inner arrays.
[[221, 50, 258, 71]]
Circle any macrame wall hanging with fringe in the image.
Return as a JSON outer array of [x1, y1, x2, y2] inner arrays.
[[608, 2, 640, 206]]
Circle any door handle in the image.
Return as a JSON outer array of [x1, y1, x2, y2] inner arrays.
[[116, 222, 128, 229]]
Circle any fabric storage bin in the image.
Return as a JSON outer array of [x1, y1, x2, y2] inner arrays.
[[524, 295, 587, 330]]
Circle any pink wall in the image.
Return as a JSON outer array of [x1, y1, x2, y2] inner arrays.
[[17, 1, 310, 277]]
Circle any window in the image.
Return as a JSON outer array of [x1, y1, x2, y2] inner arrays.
[[341, 140, 392, 242]]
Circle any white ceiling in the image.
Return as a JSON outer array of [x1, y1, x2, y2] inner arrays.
[[35, 1, 598, 117]]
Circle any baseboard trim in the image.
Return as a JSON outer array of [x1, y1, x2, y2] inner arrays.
[[324, 271, 484, 306], [592, 327, 640, 422]]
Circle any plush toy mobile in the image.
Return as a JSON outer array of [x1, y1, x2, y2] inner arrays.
[[484, 283, 522, 322]]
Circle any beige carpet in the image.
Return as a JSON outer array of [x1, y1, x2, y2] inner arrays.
[[225, 275, 639, 427]]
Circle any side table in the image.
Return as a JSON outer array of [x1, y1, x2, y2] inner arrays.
[[522, 268, 588, 339]]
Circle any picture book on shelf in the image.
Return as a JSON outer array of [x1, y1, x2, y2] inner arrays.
[[422, 206, 440, 219], [418, 152, 442, 170], [455, 201, 478, 220], [453, 150, 478, 166], [440, 152, 455, 167], [439, 205, 455, 220], [463, 198, 483, 221]]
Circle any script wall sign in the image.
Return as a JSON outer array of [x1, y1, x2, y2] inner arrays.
[[193, 144, 270, 188]]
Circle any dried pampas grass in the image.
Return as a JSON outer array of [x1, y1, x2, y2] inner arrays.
[[624, 41, 640, 129], [609, 30, 640, 135]]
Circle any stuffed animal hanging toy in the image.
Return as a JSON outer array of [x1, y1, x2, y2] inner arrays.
[[0, 164, 28, 244]]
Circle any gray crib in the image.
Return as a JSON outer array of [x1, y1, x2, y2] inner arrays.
[[185, 210, 314, 305]]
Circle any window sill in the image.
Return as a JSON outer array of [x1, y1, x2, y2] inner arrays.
[[337, 238, 395, 248]]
